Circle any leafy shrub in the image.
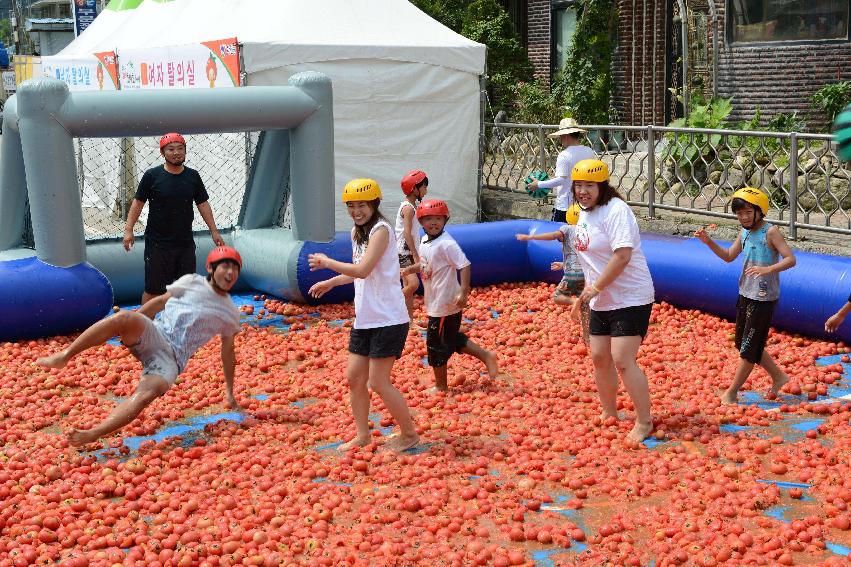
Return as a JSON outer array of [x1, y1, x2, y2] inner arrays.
[[664, 89, 733, 168], [551, 0, 615, 124], [510, 80, 565, 125], [811, 81, 851, 128], [461, 0, 534, 115]]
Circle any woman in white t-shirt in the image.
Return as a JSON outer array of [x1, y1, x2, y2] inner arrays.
[[525, 117, 597, 222], [569, 159, 656, 444], [308, 179, 419, 453]]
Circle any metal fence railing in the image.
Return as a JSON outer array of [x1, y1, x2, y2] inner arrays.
[[483, 123, 851, 238], [42, 132, 262, 243]]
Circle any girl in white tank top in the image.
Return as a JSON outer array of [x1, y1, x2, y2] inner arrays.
[[396, 171, 428, 324], [307, 179, 419, 453]]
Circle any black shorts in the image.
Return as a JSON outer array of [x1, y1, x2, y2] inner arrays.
[[552, 208, 567, 223], [589, 303, 653, 338], [735, 295, 776, 364], [348, 323, 409, 359], [427, 312, 469, 367], [144, 244, 196, 295], [399, 254, 415, 269]]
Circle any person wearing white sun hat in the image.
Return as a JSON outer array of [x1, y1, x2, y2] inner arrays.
[[526, 117, 597, 222]]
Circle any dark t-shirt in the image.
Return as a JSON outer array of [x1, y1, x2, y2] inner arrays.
[[135, 165, 209, 248]]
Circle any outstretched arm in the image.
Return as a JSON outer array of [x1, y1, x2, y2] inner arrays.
[[221, 333, 241, 411], [515, 230, 563, 242], [308, 227, 390, 279], [308, 275, 355, 299], [695, 229, 743, 263], [825, 297, 851, 333]]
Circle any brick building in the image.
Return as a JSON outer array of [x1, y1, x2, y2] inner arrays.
[[513, 0, 851, 129]]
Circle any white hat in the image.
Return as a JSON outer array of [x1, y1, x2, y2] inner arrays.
[[548, 117, 586, 138]]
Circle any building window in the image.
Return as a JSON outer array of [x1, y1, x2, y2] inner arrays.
[[552, 1, 579, 72], [499, 0, 528, 47], [729, 0, 849, 43]]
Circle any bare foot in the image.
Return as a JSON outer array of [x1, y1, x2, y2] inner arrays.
[[483, 351, 501, 379], [719, 390, 738, 404], [36, 351, 69, 370], [626, 421, 654, 443], [426, 386, 448, 395], [339, 436, 371, 451], [385, 433, 420, 453], [67, 428, 99, 447], [601, 412, 620, 424], [769, 374, 790, 398]]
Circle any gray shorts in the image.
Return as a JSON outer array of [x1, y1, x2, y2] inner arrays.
[[125, 317, 180, 387]]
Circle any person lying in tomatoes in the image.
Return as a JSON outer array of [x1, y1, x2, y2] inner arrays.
[[37, 246, 244, 447]]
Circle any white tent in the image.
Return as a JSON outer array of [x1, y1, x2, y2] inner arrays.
[[60, 0, 486, 230]]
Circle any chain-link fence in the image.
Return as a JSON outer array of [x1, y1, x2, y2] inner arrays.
[[483, 123, 851, 237], [45, 132, 262, 242]]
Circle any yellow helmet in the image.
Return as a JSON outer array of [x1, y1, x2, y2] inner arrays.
[[730, 187, 769, 215], [342, 178, 382, 203], [565, 203, 581, 225], [572, 159, 609, 183]]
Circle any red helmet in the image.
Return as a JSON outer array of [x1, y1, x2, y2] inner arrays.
[[206, 246, 242, 271], [400, 170, 428, 195], [416, 199, 450, 219], [159, 132, 186, 150]]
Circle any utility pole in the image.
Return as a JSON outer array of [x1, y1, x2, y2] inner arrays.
[[10, 0, 23, 55]]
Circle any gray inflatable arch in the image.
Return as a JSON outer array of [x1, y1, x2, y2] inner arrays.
[[0, 73, 338, 339]]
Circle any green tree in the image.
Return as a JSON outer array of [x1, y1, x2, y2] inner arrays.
[[461, 0, 534, 114], [412, 0, 533, 114], [551, 0, 616, 124], [410, 0, 466, 32], [0, 20, 12, 48]]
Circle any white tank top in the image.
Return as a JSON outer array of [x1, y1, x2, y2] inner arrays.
[[352, 219, 410, 329], [394, 201, 420, 257]]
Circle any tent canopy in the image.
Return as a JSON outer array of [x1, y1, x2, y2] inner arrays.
[[60, 0, 486, 228]]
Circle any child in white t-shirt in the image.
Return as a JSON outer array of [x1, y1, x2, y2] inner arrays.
[[396, 170, 428, 323], [402, 199, 502, 392], [308, 178, 419, 453]]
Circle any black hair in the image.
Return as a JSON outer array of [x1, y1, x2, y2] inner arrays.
[[572, 179, 624, 209], [731, 197, 760, 214], [352, 199, 389, 247]]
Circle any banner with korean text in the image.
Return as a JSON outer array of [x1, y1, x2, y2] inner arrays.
[[117, 37, 240, 90], [40, 51, 119, 91]]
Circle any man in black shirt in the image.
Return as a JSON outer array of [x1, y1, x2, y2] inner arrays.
[[124, 132, 225, 304]]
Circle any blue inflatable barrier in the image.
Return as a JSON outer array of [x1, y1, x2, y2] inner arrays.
[[0, 257, 113, 341], [0, 221, 848, 343], [299, 220, 851, 343]]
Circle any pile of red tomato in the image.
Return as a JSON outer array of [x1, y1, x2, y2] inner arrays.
[[1, 282, 850, 566]]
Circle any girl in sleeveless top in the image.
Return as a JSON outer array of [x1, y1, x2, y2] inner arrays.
[[308, 179, 419, 453], [397, 170, 428, 324], [695, 187, 796, 404]]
